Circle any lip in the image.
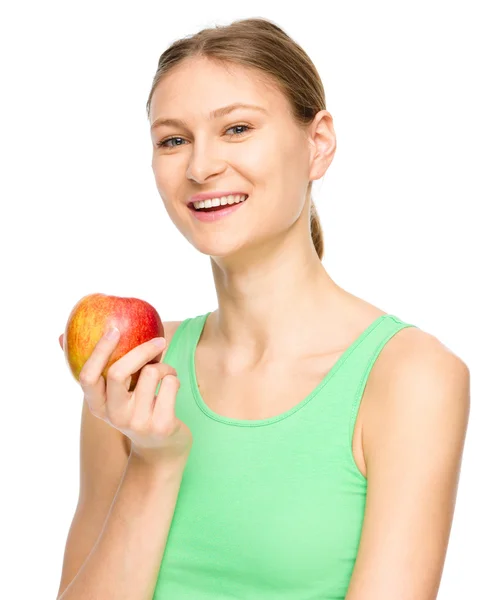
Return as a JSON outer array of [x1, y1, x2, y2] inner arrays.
[[188, 190, 249, 205], [188, 198, 247, 222]]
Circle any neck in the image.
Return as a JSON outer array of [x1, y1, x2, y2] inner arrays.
[[208, 223, 351, 366]]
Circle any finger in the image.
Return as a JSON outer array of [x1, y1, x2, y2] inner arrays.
[[79, 327, 121, 417], [106, 337, 166, 422], [59, 333, 64, 350], [129, 363, 177, 428], [152, 374, 181, 429]]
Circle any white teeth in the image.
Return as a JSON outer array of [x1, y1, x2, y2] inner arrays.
[[192, 194, 248, 210]]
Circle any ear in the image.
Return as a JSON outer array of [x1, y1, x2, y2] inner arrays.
[[307, 110, 336, 182]]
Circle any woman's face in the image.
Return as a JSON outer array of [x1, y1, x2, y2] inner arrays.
[[149, 57, 324, 259]]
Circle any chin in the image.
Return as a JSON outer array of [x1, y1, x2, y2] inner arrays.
[[189, 234, 248, 260], [197, 242, 242, 259]]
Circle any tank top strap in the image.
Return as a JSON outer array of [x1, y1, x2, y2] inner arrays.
[[338, 314, 418, 451], [161, 312, 210, 368], [162, 311, 418, 435], [151, 312, 420, 598]]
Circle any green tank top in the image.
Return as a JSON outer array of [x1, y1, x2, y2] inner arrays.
[[152, 311, 417, 600]]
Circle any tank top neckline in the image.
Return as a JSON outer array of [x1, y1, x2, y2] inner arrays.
[[188, 311, 399, 428]]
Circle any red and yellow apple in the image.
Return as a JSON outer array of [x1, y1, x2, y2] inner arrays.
[[63, 293, 165, 391]]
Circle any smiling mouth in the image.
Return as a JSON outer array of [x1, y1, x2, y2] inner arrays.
[[189, 195, 249, 212]]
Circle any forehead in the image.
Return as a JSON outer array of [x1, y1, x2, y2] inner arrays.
[[149, 58, 288, 123]]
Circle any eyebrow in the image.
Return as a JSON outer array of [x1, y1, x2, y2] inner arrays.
[[150, 102, 268, 131]]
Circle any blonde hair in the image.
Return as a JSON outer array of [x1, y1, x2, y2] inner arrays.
[[146, 17, 326, 260]]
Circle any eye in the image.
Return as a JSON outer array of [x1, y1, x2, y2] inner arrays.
[[224, 124, 253, 138], [156, 123, 253, 149]]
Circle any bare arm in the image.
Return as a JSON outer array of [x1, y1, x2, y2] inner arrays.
[[56, 320, 185, 599], [58, 452, 188, 600], [345, 329, 470, 600], [56, 398, 131, 596]]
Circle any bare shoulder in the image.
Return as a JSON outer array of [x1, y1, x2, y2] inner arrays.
[[363, 323, 470, 461], [345, 325, 470, 597], [368, 324, 469, 387]]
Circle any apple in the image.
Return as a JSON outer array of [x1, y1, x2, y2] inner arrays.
[[63, 293, 165, 392]]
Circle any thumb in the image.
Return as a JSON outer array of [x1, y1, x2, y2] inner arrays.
[[59, 333, 64, 350]]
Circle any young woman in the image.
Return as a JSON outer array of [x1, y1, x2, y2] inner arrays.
[[56, 17, 470, 600]]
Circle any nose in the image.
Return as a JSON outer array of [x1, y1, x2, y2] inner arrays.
[[186, 139, 227, 183]]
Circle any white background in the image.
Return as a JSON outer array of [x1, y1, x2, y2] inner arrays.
[[1, 1, 480, 598]]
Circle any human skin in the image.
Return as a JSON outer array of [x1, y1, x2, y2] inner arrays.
[[56, 53, 470, 600], [149, 55, 370, 365], [149, 62, 470, 598]]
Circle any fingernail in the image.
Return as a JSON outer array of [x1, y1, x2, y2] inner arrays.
[[105, 327, 119, 340], [153, 337, 166, 347]]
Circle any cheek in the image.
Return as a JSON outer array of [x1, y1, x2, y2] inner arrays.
[[252, 130, 304, 177], [258, 138, 309, 226], [152, 159, 175, 195], [262, 134, 308, 199], [244, 133, 280, 172], [152, 162, 187, 217], [150, 163, 180, 218], [232, 136, 285, 204]]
